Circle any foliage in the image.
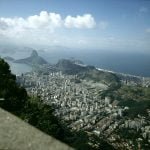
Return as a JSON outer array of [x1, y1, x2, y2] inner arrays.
[[117, 85, 150, 117], [79, 69, 120, 87], [117, 85, 150, 101], [0, 58, 28, 113]]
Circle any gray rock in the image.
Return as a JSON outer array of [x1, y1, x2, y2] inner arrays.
[[0, 108, 73, 150]]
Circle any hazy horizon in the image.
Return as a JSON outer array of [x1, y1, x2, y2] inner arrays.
[[0, 0, 150, 76], [0, 0, 150, 53]]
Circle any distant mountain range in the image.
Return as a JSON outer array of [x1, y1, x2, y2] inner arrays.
[[3, 56, 15, 61], [4, 50, 48, 66], [2, 49, 149, 85], [14, 50, 47, 65]]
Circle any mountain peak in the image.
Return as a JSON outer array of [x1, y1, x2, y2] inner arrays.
[[31, 50, 38, 57], [14, 50, 47, 65]]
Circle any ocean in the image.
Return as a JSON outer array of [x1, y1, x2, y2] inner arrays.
[[1, 50, 150, 77], [7, 61, 32, 76], [40, 50, 150, 77]]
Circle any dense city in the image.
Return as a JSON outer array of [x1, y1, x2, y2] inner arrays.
[[18, 69, 150, 149]]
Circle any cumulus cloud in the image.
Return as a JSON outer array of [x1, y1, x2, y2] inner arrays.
[[64, 14, 96, 29], [0, 11, 62, 32], [0, 11, 97, 46], [0, 11, 96, 32], [0, 11, 96, 43], [0, 20, 9, 30], [27, 11, 62, 29]]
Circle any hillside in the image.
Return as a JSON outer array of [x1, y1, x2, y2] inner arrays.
[[56, 59, 120, 88]]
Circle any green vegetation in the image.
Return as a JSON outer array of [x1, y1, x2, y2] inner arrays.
[[0, 58, 27, 114], [56, 58, 121, 90], [116, 128, 150, 150], [118, 85, 150, 101], [101, 81, 150, 118], [79, 69, 120, 88], [56, 59, 88, 74], [117, 85, 150, 118]]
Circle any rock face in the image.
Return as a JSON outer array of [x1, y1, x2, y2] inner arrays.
[[14, 50, 47, 65], [0, 108, 73, 150]]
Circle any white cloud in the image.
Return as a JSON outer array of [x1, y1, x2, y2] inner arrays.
[[0, 11, 97, 46], [0, 11, 96, 32], [0, 11, 62, 32], [98, 21, 108, 30], [27, 11, 62, 29], [0, 20, 9, 30], [0, 12, 62, 46], [64, 14, 96, 29]]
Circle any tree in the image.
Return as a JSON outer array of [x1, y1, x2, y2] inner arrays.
[[0, 58, 27, 113]]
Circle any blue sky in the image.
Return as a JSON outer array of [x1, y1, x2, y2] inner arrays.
[[0, 0, 150, 52]]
